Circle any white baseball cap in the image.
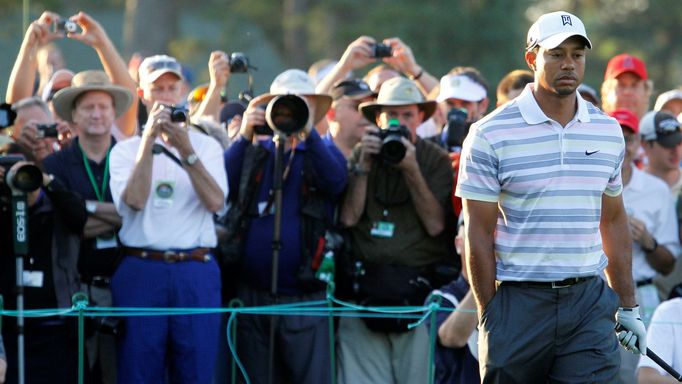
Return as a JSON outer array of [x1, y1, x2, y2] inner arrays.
[[654, 89, 682, 112], [437, 74, 487, 103], [526, 11, 592, 51], [138, 55, 183, 85]]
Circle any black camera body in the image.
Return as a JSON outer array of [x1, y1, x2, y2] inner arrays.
[[167, 105, 189, 123], [54, 18, 78, 34], [36, 123, 59, 139], [372, 43, 393, 58], [229, 52, 250, 73], [0, 103, 16, 129], [253, 105, 273, 136], [0, 154, 24, 171], [372, 120, 410, 164], [443, 108, 470, 150]]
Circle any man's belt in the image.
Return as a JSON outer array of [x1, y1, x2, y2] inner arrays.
[[123, 247, 212, 263], [499, 276, 594, 289]]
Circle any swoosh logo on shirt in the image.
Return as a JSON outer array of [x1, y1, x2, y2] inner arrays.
[[585, 150, 600, 156]]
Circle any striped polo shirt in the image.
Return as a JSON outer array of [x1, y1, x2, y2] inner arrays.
[[456, 84, 625, 281]]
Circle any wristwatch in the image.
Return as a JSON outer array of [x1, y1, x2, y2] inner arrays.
[[350, 163, 369, 177], [183, 153, 199, 166], [85, 201, 98, 215]]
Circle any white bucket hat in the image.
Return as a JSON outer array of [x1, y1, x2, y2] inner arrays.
[[257, 69, 332, 124]]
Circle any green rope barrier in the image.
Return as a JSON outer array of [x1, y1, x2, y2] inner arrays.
[[227, 311, 250, 384], [71, 292, 89, 384], [227, 298, 244, 384], [427, 296, 442, 384], [326, 282, 337, 384]]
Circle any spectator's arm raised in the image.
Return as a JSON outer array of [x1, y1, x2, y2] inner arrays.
[[6, 11, 62, 103], [68, 11, 139, 137]]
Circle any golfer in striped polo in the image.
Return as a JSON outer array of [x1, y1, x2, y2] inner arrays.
[[457, 11, 646, 383]]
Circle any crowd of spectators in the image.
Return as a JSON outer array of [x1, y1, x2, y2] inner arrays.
[[1, 8, 682, 384]]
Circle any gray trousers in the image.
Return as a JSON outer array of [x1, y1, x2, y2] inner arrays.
[[479, 276, 620, 384], [83, 284, 117, 384], [235, 286, 332, 384]]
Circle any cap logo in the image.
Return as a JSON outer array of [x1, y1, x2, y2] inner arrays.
[[561, 15, 572, 26], [659, 118, 680, 132], [623, 56, 636, 70]]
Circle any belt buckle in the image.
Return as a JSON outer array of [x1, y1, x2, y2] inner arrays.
[[163, 250, 178, 263], [551, 279, 573, 289]]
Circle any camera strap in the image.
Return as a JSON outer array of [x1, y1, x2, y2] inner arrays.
[[79, 143, 111, 202], [151, 143, 183, 168]]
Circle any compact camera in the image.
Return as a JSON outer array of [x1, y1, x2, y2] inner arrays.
[[0, 103, 16, 129], [229, 52, 251, 73], [36, 123, 59, 139], [166, 105, 189, 123], [53, 18, 78, 34], [372, 43, 393, 58], [372, 120, 410, 164]]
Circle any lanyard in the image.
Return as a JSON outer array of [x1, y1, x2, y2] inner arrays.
[[80, 144, 111, 202]]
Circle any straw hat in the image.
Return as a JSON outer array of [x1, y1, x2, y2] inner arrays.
[[52, 70, 133, 123], [359, 77, 436, 123], [257, 69, 332, 124]]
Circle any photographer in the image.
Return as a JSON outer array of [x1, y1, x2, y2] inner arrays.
[[435, 67, 490, 217], [0, 153, 86, 383], [338, 77, 453, 383], [6, 97, 65, 164], [6, 11, 138, 139], [316, 36, 438, 96], [109, 53, 227, 383], [42, 69, 133, 384], [223, 69, 347, 384]]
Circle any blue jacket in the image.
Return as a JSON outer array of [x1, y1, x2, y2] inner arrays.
[[224, 130, 347, 294]]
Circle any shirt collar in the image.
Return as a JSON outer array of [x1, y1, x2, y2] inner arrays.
[[517, 83, 591, 125]]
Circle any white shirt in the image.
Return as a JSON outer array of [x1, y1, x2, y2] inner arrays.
[[637, 298, 682, 374], [109, 131, 228, 249], [623, 166, 681, 282]]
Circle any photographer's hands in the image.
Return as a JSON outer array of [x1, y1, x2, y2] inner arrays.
[[239, 95, 268, 142], [383, 37, 438, 94], [357, 126, 381, 172]]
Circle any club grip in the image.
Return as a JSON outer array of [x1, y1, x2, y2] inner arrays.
[[615, 322, 682, 381]]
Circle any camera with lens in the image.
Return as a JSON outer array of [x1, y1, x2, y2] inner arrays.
[[166, 105, 189, 123], [36, 123, 59, 139], [0, 103, 16, 129], [229, 52, 251, 73], [372, 119, 410, 164], [253, 94, 310, 137], [443, 108, 471, 151], [53, 18, 78, 34], [372, 43, 393, 58], [0, 154, 43, 193]]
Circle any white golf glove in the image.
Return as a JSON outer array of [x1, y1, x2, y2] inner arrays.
[[615, 306, 647, 355]]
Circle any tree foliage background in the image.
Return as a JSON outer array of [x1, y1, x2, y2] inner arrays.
[[0, 0, 681, 107]]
